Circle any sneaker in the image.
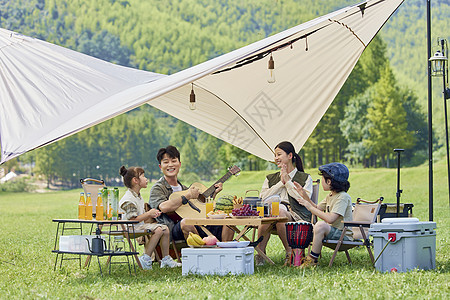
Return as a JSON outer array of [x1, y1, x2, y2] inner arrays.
[[160, 255, 181, 268], [139, 254, 152, 270], [255, 254, 266, 266], [299, 255, 318, 268]]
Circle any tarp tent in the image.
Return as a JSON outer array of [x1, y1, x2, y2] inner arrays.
[[0, 0, 403, 164]]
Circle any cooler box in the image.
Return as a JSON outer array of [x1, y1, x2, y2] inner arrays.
[[369, 218, 436, 272], [182, 247, 254, 275]]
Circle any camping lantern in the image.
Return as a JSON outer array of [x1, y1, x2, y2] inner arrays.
[[267, 54, 276, 83], [189, 83, 196, 110], [429, 50, 447, 77]]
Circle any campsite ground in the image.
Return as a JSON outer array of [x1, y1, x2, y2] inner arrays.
[[0, 163, 449, 299]]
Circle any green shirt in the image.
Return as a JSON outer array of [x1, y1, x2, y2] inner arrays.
[[266, 171, 312, 222], [148, 176, 187, 231]]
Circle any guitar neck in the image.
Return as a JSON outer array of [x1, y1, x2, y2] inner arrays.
[[203, 171, 233, 198]]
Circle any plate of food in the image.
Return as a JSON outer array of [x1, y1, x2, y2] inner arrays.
[[216, 241, 250, 248], [230, 215, 259, 219], [207, 210, 228, 219]]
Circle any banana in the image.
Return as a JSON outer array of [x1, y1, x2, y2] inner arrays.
[[191, 232, 206, 245], [187, 232, 205, 246], [187, 232, 197, 246]]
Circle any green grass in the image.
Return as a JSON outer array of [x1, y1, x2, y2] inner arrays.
[[0, 163, 449, 299]]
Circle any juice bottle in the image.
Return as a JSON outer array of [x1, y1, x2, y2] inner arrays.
[[111, 187, 119, 220], [85, 193, 93, 220], [78, 192, 86, 219], [101, 187, 108, 219], [107, 202, 113, 220], [96, 192, 104, 220]]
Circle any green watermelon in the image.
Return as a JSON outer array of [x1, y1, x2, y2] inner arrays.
[[215, 195, 234, 213]]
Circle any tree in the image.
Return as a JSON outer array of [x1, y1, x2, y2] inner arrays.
[[364, 65, 415, 167], [340, 87, 373, 166]]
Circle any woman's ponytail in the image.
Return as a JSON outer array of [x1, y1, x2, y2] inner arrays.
[[293, 153, 304, 172]]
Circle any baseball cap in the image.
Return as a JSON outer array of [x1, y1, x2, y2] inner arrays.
[[319, 162, 349, 183]]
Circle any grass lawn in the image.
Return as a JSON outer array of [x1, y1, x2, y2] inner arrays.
[[0, 162, 449, 299]]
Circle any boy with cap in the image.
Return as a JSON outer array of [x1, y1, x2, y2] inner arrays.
[[293, 162, 353, 267]]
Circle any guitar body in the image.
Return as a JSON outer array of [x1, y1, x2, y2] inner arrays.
[[171, 182, 208, 219]]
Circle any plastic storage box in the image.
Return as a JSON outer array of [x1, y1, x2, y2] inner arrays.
[[369, 218, 436, 272], [59, 235, 105, 253], [182, 247, 254, 275]]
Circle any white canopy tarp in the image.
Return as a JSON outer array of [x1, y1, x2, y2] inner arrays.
[[0, 0, 403, 164]]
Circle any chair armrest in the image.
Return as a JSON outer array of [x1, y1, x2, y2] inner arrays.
[[356, 197, 384, 204], [343, 221, 372, 227]]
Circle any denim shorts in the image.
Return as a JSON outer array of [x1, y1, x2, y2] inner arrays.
[[172, 222, 223, 241], [324, 226, 351, 241]]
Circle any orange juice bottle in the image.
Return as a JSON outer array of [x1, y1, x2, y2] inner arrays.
[[107, 203, 113, 220], [78, 192, 86, 219], [96, 192, 104, 220], [85, 193, 93, 220]]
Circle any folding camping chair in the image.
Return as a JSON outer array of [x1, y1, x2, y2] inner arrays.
[[322, 197, 384, 267]]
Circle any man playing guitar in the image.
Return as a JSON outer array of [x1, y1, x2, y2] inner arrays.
[[148, 145, 234, 242]]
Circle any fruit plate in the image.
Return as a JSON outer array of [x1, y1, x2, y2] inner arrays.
[[188, 245, 218, 248], [216, 241, 251, 248], [207, 213, 227, 219], [230, 215, 259, 219]]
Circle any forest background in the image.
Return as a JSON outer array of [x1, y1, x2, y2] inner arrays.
[[0, 0, 449, 189]]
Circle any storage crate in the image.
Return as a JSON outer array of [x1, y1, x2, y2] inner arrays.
[[369, 218, 436, 272], [59, 235, 105, 253], [182, 247, 254, 275], [377, 203, 414, 221]]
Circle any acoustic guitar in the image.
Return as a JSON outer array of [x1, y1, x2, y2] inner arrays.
[[171, 165, 241, 219]]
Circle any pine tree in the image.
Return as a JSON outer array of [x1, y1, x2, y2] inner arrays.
[[364, 65, 415, 167]]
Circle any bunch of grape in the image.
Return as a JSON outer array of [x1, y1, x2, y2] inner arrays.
[[232, 204, 259, 216]]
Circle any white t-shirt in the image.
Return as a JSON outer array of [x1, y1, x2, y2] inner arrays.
[[171, 184, 182, 192]]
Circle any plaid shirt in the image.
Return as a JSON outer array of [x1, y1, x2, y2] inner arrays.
[[148, 176, 187, 231]]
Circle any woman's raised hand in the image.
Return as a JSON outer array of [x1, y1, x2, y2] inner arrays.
[[280, 163, 290, 184]]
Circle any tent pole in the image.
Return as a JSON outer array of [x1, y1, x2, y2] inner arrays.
[[427, 0, 433, 221]]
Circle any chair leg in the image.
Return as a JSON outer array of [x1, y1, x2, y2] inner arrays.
[[344, 250, 352, 264], [171, 240, 181, 263], [359, 226, 375, 264], [328, 227, 347, 267]]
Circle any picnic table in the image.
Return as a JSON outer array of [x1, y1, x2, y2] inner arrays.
[[52, 219, 141, 275], [184, 216, 288, 264]]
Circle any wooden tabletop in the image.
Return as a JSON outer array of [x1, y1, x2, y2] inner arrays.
[[183, 216, 288, 226], [52, 219, 139, 224]]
